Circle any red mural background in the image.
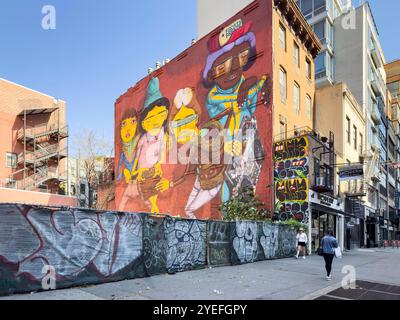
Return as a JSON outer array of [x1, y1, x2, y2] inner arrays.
[[115, 0, 273, 220]]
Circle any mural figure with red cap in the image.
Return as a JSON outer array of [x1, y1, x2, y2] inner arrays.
[[187, 18, 271, 215]]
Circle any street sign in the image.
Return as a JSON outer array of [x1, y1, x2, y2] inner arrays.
[[339, 165, 364, 181]]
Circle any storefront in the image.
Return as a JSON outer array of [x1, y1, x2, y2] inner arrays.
[[309, 191, 344, 253], [365, 208, 378, 248]]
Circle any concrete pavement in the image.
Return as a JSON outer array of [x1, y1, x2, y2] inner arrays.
[[1, 248, 400, 300]]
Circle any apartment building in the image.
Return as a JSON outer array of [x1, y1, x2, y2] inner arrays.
[[294, 1, 392, 246], [273, 0, 320, 139], [385, 59, 400, 240], [334, 3, 390, 246], [315, 82, 367, 248], [295, 0, 352, 88], [0, 78, 76, 207]]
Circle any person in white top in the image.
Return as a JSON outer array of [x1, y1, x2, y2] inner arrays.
[[296, 228, 308, 260]]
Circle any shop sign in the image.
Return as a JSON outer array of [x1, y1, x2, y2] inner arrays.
[[309, 190, 344, 211], [339, 165, 364, 181]]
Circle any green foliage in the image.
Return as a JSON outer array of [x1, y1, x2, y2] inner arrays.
[[221, 187, 271, 222], [283, 218, 309, 232]]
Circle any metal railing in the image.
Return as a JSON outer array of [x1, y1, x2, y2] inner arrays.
[[17, 146, 68, 165], [17, 124, 69, 141]]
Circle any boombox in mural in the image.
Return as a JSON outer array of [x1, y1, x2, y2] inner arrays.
[[274, 136, 310, 224], [115, 5, 273, 220]]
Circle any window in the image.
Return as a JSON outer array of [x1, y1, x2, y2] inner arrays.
[[313, 20, 326, 44], [280, 119, 287, 140], [315, 52, 326, 78], [346, 116, 351, 143], [294, 42, 300, 68], [359, 133, 363, 154], [301, 0, 313, 18], [306, 95, 312, 120], [306, 58, 312, 79], [353, 125, 357, 150], [294, 82, 300, 115], [279, 23, 286, 51], [280, 67, 287, 103], [6, 153, 17, 169], [80, 183, 86, 194]]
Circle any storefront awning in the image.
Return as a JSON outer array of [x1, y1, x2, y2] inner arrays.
[[310, 203, 344, 216]]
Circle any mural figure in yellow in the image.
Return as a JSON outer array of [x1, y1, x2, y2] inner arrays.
[[135, 77, 170, 214]]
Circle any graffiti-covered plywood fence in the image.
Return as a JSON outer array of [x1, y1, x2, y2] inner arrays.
[[0, 204, 296, 296]]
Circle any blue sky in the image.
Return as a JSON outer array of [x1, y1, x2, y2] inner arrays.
[[0, 1, 398, 155]]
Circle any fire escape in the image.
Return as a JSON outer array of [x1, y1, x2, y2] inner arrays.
[[14, 107, 68, 193], [344, 144, 381, 220]]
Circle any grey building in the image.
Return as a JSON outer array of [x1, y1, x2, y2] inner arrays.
[[198, 0, 253, 38], [295, 0, 390, 247]]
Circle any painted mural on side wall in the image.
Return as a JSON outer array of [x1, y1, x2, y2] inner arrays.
[[274, 137, 310, 224], [115, 6, 273, 220]]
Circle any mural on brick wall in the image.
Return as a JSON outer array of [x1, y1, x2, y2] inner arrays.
[[274, 137, 310, 223], [115, 12, 273, 220]]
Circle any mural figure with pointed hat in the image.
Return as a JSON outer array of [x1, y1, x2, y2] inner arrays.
[[135, 77, 170, 213]]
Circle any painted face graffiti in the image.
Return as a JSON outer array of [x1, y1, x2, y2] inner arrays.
[[118, 109, 140, 184], [211, 42, 251, 90], [142, 106, 169, 137], [170, 88, 201, 146], [121, 116, 138, 143]]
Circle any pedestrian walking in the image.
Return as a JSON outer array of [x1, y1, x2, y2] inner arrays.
[[296, 228, 308, 260], [320, 230, 339, 281]]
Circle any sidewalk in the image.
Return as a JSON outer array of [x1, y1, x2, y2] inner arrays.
[[2, 248, 400, 300]]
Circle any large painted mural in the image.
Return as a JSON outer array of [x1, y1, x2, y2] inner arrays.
[[115, 2, 273, 220], [274, 136, 310, 224]]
